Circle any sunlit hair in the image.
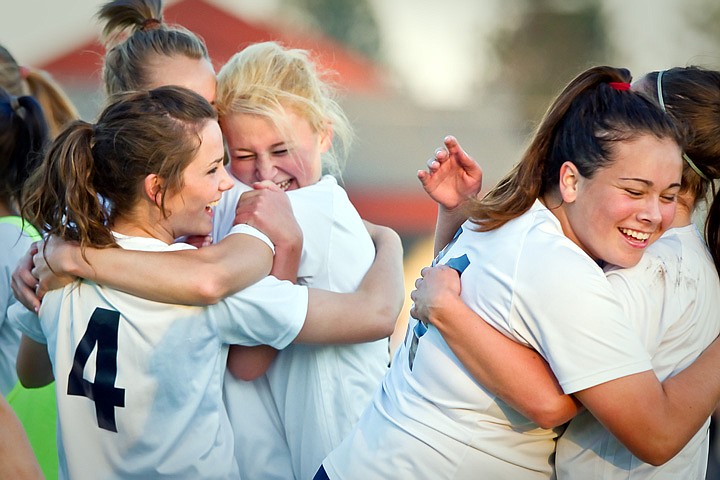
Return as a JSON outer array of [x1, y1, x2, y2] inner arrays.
[[0, 88, 49, 210], [0, 45, 79, 138], [641, 66, 720, 273], [22, 86, 217, 252], [215, 41, 353, 178], [98, 0, 210, 96], [467, 65, 684, 231]]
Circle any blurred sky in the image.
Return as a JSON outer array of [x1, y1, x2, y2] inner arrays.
[[2, 0, 718, 109]]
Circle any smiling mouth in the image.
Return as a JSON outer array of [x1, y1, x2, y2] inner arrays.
[[619, 227, 651, 242], [276, 179, 292, 191]]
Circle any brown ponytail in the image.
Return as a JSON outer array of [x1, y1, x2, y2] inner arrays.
[[467, 65, 683, 231]]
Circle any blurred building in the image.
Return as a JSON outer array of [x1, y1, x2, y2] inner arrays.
[[35, 0, 526, 247]]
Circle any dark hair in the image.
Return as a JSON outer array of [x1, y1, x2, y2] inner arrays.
[[0, 88, 49, 210], [640, 67, 720, 273], [98, 0, 210, 96], [467, 66, 684, 231], [22, 86, 217, 251], [0, 45, 79, 138]]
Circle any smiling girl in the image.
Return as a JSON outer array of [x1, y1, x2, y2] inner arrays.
[[9, 87, 403, 479], [317, 66, 720, 479], [214, 41, 389, 480]]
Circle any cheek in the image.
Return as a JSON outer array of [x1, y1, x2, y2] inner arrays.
[[229, 161, 253, 184], [660, 203, 677, 228]]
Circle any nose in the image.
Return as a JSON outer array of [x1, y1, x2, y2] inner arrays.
[[218, 166, 234, 192], [255, 154, 276, 181], [637, 196, 663, 225]]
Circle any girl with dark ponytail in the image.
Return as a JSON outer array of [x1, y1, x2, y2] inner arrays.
[[12, 87, 403, 480], [402, 65, 720, 480], [318, 66, 720, 479]]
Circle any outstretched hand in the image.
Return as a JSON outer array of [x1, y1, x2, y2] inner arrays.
[[417, 135, 483, 210]]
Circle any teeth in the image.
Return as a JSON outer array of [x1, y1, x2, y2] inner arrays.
[[207, 201, 219, 208], [620, 228, 650, 240], [276, 179, 291, 191]]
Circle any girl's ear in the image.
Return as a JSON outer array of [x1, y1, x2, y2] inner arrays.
[[559, 161, 580, 203], [319, 123, 333, 153], [143, 174, 163, 206]]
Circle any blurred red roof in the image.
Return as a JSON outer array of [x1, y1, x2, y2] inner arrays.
[[39, 0, 385, 94]]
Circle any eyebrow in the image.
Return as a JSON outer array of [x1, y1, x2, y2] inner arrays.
[[619, 177, 682, 189], [232, 142, 287, 153]]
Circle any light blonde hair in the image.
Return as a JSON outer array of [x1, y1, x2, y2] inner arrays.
[[216, 41, 353, 178]]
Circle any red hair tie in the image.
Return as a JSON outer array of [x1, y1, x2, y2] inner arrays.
[[609, 82, 631, 91], [140, 18, 162, 31], [18, 66, 29, 79]]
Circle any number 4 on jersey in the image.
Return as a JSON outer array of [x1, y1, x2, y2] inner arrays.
[[67, 307, 126, 432]]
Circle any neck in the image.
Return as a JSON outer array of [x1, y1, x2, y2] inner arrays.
[[670, 194, 694, 229], [0, 200, 17, 217], [111, 207, 174, 244]]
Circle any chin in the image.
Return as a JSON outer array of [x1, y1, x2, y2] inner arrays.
[[607, 252, 644, 269]]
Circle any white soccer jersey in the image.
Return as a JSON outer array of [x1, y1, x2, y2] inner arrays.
[[322, 200, 652, 479], [9, 231, 309, 480], [557, 225, 720, 479], [222, 175, 387, 480], [211, 172, 252, 242], [0, 217, 39, 395]]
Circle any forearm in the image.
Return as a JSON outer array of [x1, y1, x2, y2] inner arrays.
[[61, 234, 273, 305], [16, 335, 53, 388], [227, 345, 278, 381], [0, 396, 43, 479], [431, 297, 580, 428], [269, 241, 301, 283], [575, 338, 720, 465], [297, 225, 404, 344], [434, 205, 468, 256]]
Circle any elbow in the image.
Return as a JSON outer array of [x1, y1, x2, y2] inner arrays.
[[229, 367, 265, 382], [191, 277, 227, 305], [630, 441, 682, 466], [371, 305, 402, 340], [16, 368, 53, 389], [522, 397, 578, 429], [531, 409, 572, 430]]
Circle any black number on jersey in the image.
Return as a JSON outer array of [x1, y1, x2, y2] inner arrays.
[[67, 307, 126, 432]]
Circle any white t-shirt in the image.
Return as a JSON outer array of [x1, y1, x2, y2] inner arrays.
[[9, 229, 308, 480], [221, 175, 387, 480], [0, 217, 39, 395], [323, 200, 652, 479], [557, 225, 720, 479]]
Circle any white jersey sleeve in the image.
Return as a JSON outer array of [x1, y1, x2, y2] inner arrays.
[[556, 225, 720, 480], [226, 223, 274, 253], [210, 275, 308, 349]]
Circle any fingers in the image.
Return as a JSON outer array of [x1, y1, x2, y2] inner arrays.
[[252, 180, 282, 192], [11, 256, 41, 313], [444, 135, 476, 169]]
